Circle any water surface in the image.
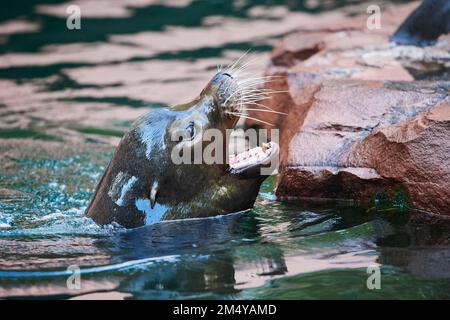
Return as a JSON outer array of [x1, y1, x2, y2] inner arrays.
[[1, 0, 450, 299]]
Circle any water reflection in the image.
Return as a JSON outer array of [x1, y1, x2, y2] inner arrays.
[[1, 0, 381, 146], [2, 193, 450, 299], [0, 186, 372, 295], [377, 213, 450, 280], [2, 0, 450, 300]]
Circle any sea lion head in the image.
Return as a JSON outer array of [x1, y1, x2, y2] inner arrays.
[[86, 70, 279, 228]]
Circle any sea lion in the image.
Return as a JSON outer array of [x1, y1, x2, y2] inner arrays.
[[86, 70, 279, 228], [390, 0, 450, 46]]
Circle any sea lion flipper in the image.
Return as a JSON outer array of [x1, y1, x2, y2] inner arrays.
[[150, 181, 159, 209]]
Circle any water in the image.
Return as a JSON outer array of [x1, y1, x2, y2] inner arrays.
[[1, 0, 450, 299]]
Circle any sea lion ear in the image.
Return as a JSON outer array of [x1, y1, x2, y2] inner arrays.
[[149, 181, 159, 209]]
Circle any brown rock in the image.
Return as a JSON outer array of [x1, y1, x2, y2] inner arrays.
[[271, 32, 327, 67], [346, 100, 450, 214], [273, 80, 449, 215], [246, 1, 450, 216]]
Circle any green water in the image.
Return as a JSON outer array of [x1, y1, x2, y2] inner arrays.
[[1, 145, 450, 299], [1, 0, 450, 299]]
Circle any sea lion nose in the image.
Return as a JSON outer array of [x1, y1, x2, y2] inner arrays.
[[210, 71, 234, 90]]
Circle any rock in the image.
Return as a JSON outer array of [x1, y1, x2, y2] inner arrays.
[[246, 1, 450, 215], [274, 82, 450, 215], [346, 99, 450, 214]]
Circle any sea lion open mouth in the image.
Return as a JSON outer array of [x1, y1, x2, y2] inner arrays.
[[228, 141, 279, 177], [86, 59, 281, 228], [185, 69, 280, 178]]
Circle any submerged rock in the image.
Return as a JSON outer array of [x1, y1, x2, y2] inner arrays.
[[246, 1, 450, 216]]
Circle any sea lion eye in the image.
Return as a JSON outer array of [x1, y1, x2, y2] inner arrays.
[[186, 122, 195, 139]]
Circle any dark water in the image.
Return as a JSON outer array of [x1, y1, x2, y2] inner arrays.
[[2, 0, 450, 299]]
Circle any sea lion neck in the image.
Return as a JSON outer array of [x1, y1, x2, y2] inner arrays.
[[86, 70, 272, 228]]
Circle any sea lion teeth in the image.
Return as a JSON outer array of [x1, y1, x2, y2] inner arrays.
[[149, 181, 159, 209], [228, 143, 274, 170]]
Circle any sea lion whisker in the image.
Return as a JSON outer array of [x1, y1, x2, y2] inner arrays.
[[227, 56, 248, 75], [235, 82, 281, 93], [241, 95, 270, 100], [234, 83, 264, 90], [231, 94, 270, 106], [236, 89, 269, 96], [224, 86, 268, 104], [240, 89, 272, 95], [227, 109, 271, 120], [242, 87, 287, 93], [237, 82, 268, 89], [233, 70, 261, 81], [241, 90, 288, 97], [264, 90, 289, 94], [237, 76, 276, 83], [239, 92, 271, 99], [237, 79, 279, 86], [230, 56, 263, 76], [252, 75, 285, 78], [240, 98, 270, 104], [234, 56, 260, 72], [235, 86, 273, 93], [224, 66, 284, 107], [234, 85, 268, 94], [239, 108, 287, 115], [232, 55, 267, 76], [239, 74, 285, 79], [225, 111, 275, 126], [232, 63, 252, 76], [244, 102, 277, 111], [242, 97, 267, 102], [235, 72, 269, 80], [239, 78, 284, 85], [237, 79, 267, 84], [224, 89, 245, 104], [225, 49, 251, 74], [235, 72, 270, 80]]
